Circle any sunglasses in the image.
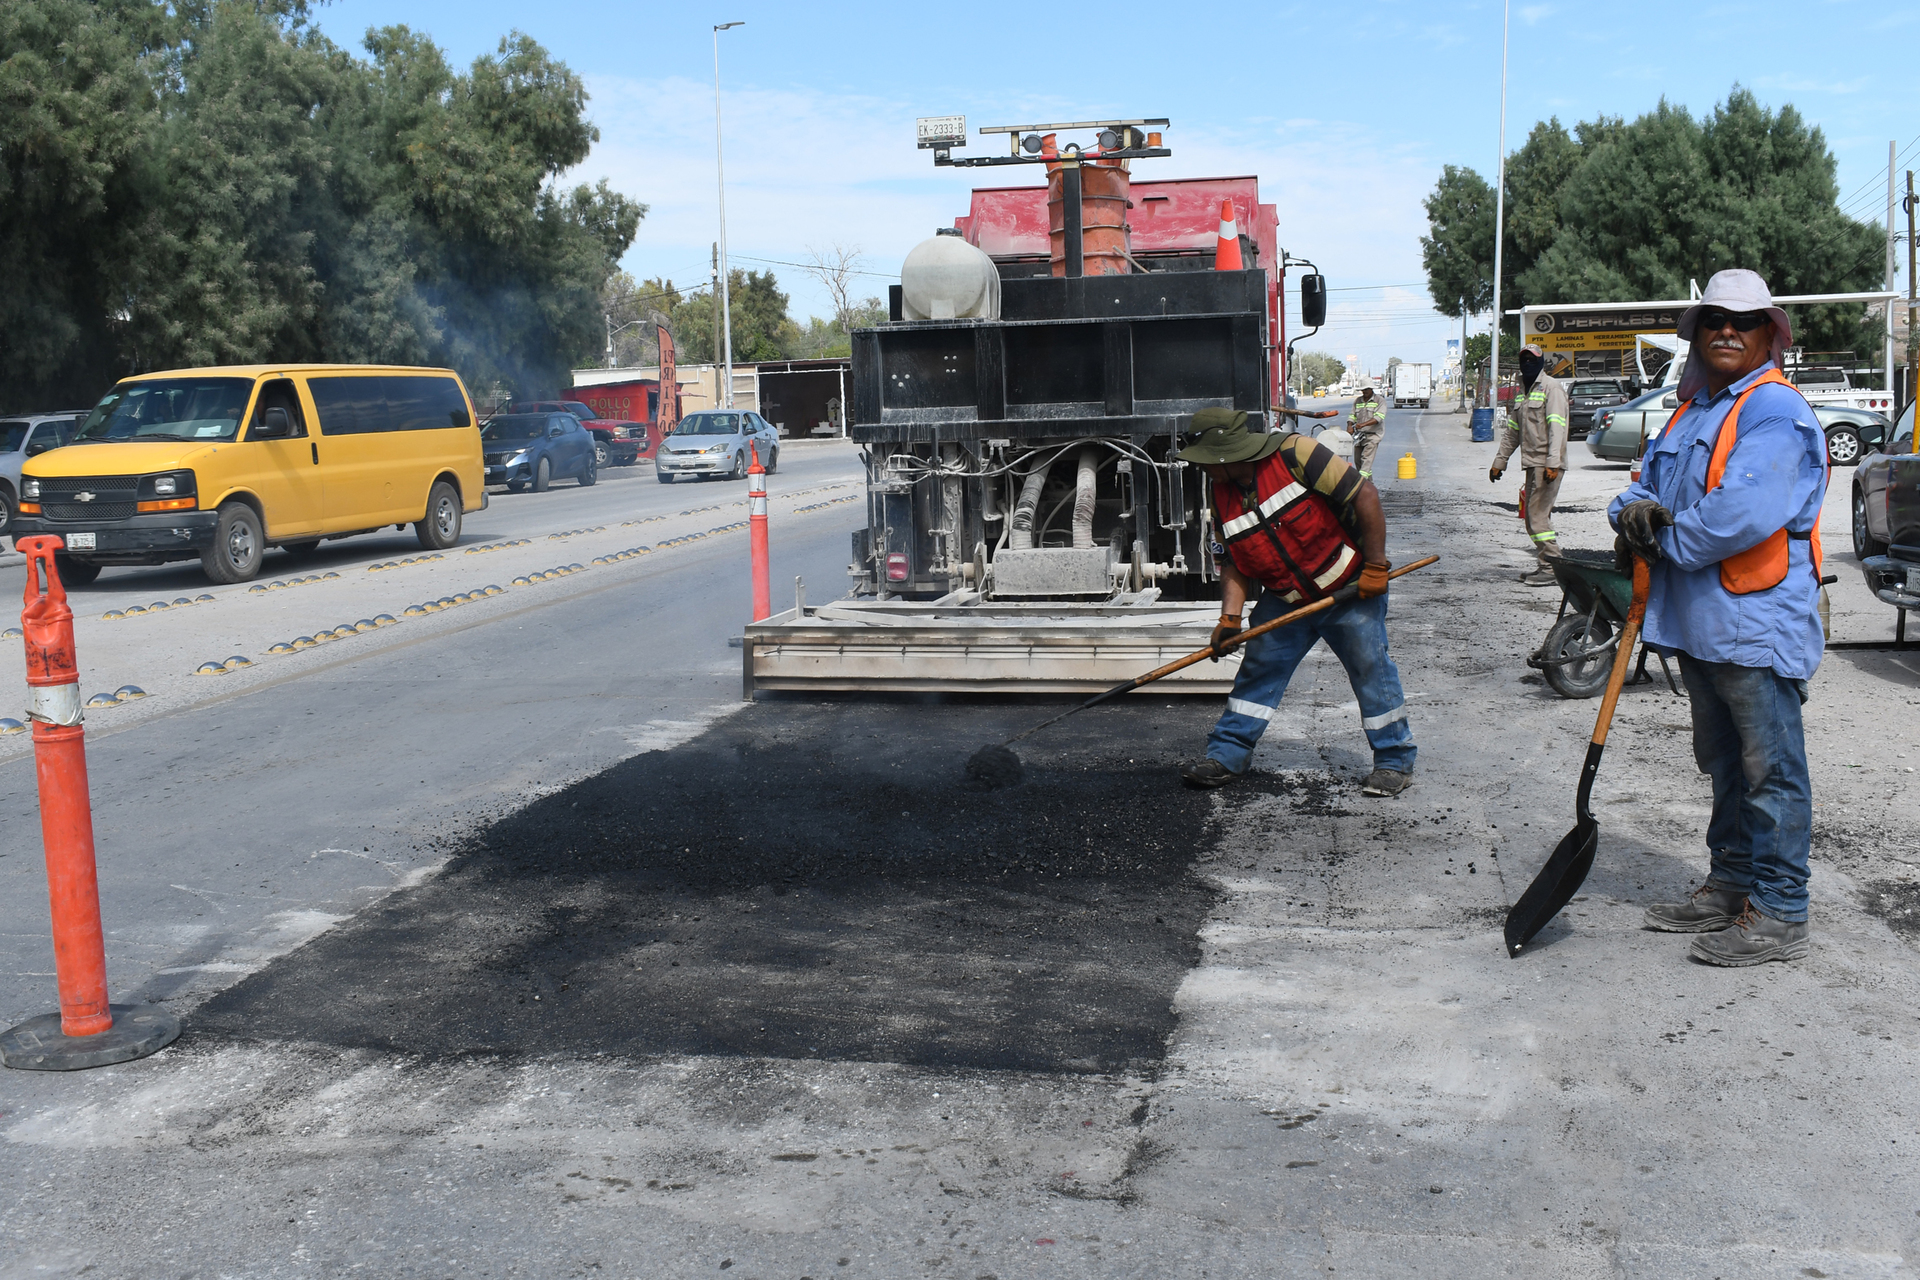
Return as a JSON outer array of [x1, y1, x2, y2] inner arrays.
[[1696, 309, 1770, 334]]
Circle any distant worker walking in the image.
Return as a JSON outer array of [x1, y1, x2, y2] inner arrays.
[[1488, 342, 1570, 586], [1177, 408, 1414, 798], [1347, 386, 1386, 478], [1611, 269, 1827, 966]]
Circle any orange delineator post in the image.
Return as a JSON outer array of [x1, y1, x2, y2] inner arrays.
[[16, 536, 112, 1038], [748, 443, 771, 622]]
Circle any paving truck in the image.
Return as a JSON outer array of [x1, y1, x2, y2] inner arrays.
[[742, 118, 1323, 696]]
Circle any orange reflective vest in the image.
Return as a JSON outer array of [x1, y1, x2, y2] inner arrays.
[[1659, 368, 1824, 595]]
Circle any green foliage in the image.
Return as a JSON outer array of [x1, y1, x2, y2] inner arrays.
[[1293, 350, 1345, 391], [1462, 331, 1521, 370], [0, 0, 644, 409], [1422, 89, 1881, 352]]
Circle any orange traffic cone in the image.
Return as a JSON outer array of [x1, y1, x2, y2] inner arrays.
[[1214, 199, 1243, 271]]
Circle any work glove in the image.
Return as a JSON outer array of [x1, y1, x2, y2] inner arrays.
[[1209, 614, 1243, 662], [1488, 463, 1504, 483], [1356, 560, 1391, 599], [1543, 467, 1561, 481], [1617, 498, 1674, 562]]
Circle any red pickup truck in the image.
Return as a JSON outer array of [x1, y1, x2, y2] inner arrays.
[[509, 399, 662, 467]]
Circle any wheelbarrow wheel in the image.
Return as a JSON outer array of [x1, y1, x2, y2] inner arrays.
[[1541, 613, 1616, 699]]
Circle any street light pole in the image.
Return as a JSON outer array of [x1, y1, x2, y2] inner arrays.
[[713, 21, 744, 409], [1487, 0, 1511, 410]]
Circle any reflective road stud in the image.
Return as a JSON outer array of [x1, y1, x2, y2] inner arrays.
[[748, 443, 771, 622], [1, 537, 180, 1071]]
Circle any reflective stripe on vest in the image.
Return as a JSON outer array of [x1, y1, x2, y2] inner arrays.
[[1212, 450, 1362, 603], [1660, 368, 1826, 595]]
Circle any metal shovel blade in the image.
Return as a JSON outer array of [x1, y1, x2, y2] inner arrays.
[[1503, 812, 1598, 955]]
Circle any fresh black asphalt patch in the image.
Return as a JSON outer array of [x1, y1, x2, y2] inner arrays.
[[196, 701, 1264, 1074]]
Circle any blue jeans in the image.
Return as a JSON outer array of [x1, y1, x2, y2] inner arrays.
[[1677, 654, 1812, 922], [1206, 591, 1415, 775]]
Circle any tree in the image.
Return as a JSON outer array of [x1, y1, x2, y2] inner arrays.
[[1422, 87, 1882, 356], [667, 268, 796, 364], [0, 1, 645, 409], [1293, 350, 1345, 392], [1462, 331, 1520, 370], [800, 244, 865, 338]]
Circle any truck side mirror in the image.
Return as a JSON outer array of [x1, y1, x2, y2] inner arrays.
[[255, 407, 292, 438], [1300, 274, 1327, 329]]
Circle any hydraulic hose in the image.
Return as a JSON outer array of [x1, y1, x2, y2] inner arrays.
[[1009, 463, 1049, 550], [1072, 446, 1099, 549]]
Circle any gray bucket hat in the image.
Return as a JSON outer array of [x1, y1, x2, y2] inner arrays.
[[1675, 269, 1792, 400]]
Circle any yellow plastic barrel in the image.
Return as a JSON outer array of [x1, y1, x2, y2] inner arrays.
[[1396, 454, 1418, 479]]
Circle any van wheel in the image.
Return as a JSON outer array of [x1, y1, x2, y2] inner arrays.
[[578, 457, 597, 487], [201, 502, 265, 583], [416, 480, 462, 549], [53, 552, 101, 586], [282, 540, 322, 559], [532, 457, 551, 493]]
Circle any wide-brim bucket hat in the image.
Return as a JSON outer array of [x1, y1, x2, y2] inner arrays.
[[1675, 269, 1792, 400], [1176, 408, 1284, 465]]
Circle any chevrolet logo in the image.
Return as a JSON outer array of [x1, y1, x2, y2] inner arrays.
[[74, 492, 96, 503]]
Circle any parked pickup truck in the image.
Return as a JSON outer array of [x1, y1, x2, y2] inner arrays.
[[1789, 366, 1899, 415], [1850, 399, 1920, 635], [509, 399, 658, 467]]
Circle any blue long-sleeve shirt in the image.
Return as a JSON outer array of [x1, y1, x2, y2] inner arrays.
[[1605, 363, 1827, 679]]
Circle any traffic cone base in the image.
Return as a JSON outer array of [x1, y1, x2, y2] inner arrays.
[[0, 1002, 180, 1071]]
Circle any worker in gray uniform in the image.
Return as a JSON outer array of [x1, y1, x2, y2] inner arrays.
[[1488, 342, 1570, 586], [1347, 386, 1386, 478]]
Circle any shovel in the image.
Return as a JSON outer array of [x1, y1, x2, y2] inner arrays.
[[965, 555, 1440, 788], [1503, 554, 1650, 956]]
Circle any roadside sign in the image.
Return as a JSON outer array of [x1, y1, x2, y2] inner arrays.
[[1526, 305, 1683, 353]]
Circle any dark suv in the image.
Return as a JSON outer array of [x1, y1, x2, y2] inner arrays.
[[1567, 379, 1631, 437]]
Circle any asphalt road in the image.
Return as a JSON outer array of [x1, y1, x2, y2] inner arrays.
[[3, 416, 1919, 1279]]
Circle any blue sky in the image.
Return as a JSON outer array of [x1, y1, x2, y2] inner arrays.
[[308, 0, 1920, 373]]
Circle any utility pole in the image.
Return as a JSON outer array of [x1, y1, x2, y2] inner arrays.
[[710, 243, 722, 408], [1907, 170, 1916, 412], [1890, 141, 1900, 296], [1487, 0, 1512, 411], [713, 21, 744, 409], [1459, 298, 1469, 411]]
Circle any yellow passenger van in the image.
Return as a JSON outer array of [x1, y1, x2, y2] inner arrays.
[[14, 365, 485, 585]]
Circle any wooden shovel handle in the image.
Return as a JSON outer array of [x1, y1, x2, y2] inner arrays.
[[1129, 555, 1442, 689], [1589, 556, 1650, 749]]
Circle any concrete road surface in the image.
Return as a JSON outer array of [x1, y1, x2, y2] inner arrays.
[[1, 416, 1917, 1279]]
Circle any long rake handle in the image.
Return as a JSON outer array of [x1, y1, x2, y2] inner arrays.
[[1003, 555, 1440, 746]]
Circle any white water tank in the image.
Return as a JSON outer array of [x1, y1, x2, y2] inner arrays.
[[900, 229, 1001, 321]]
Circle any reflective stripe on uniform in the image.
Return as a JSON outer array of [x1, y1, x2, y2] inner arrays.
[[1227, 697, 1277, 722], [1313, 543, 1357, 589], [1531, 531, 1558, 542], [1220, 480, 1307, 538], [1361, 704, 1408, 731]]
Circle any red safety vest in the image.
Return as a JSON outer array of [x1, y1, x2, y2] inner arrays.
[[1213, 445, 1361, 603], [1658, 368, 1825, 595]]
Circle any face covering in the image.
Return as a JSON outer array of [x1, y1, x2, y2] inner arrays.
[[1518, 353, 1545, 389]]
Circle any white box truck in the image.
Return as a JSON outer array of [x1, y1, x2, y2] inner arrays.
[[1391, 362, 1432, 408]]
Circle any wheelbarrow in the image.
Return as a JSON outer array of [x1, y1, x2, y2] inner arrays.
[[1527, 548, 1681, 699]]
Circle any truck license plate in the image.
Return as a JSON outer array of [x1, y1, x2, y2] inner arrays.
[[65, 533, 95, 550]]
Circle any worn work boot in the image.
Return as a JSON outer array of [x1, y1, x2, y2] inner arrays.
[[1180, 758, 1240, 789], [1360, 768, 1413, 797], [1520, 566, 1559, 587], [1642, 881, 1746, 933], [1688, 902, 1810, 966]]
